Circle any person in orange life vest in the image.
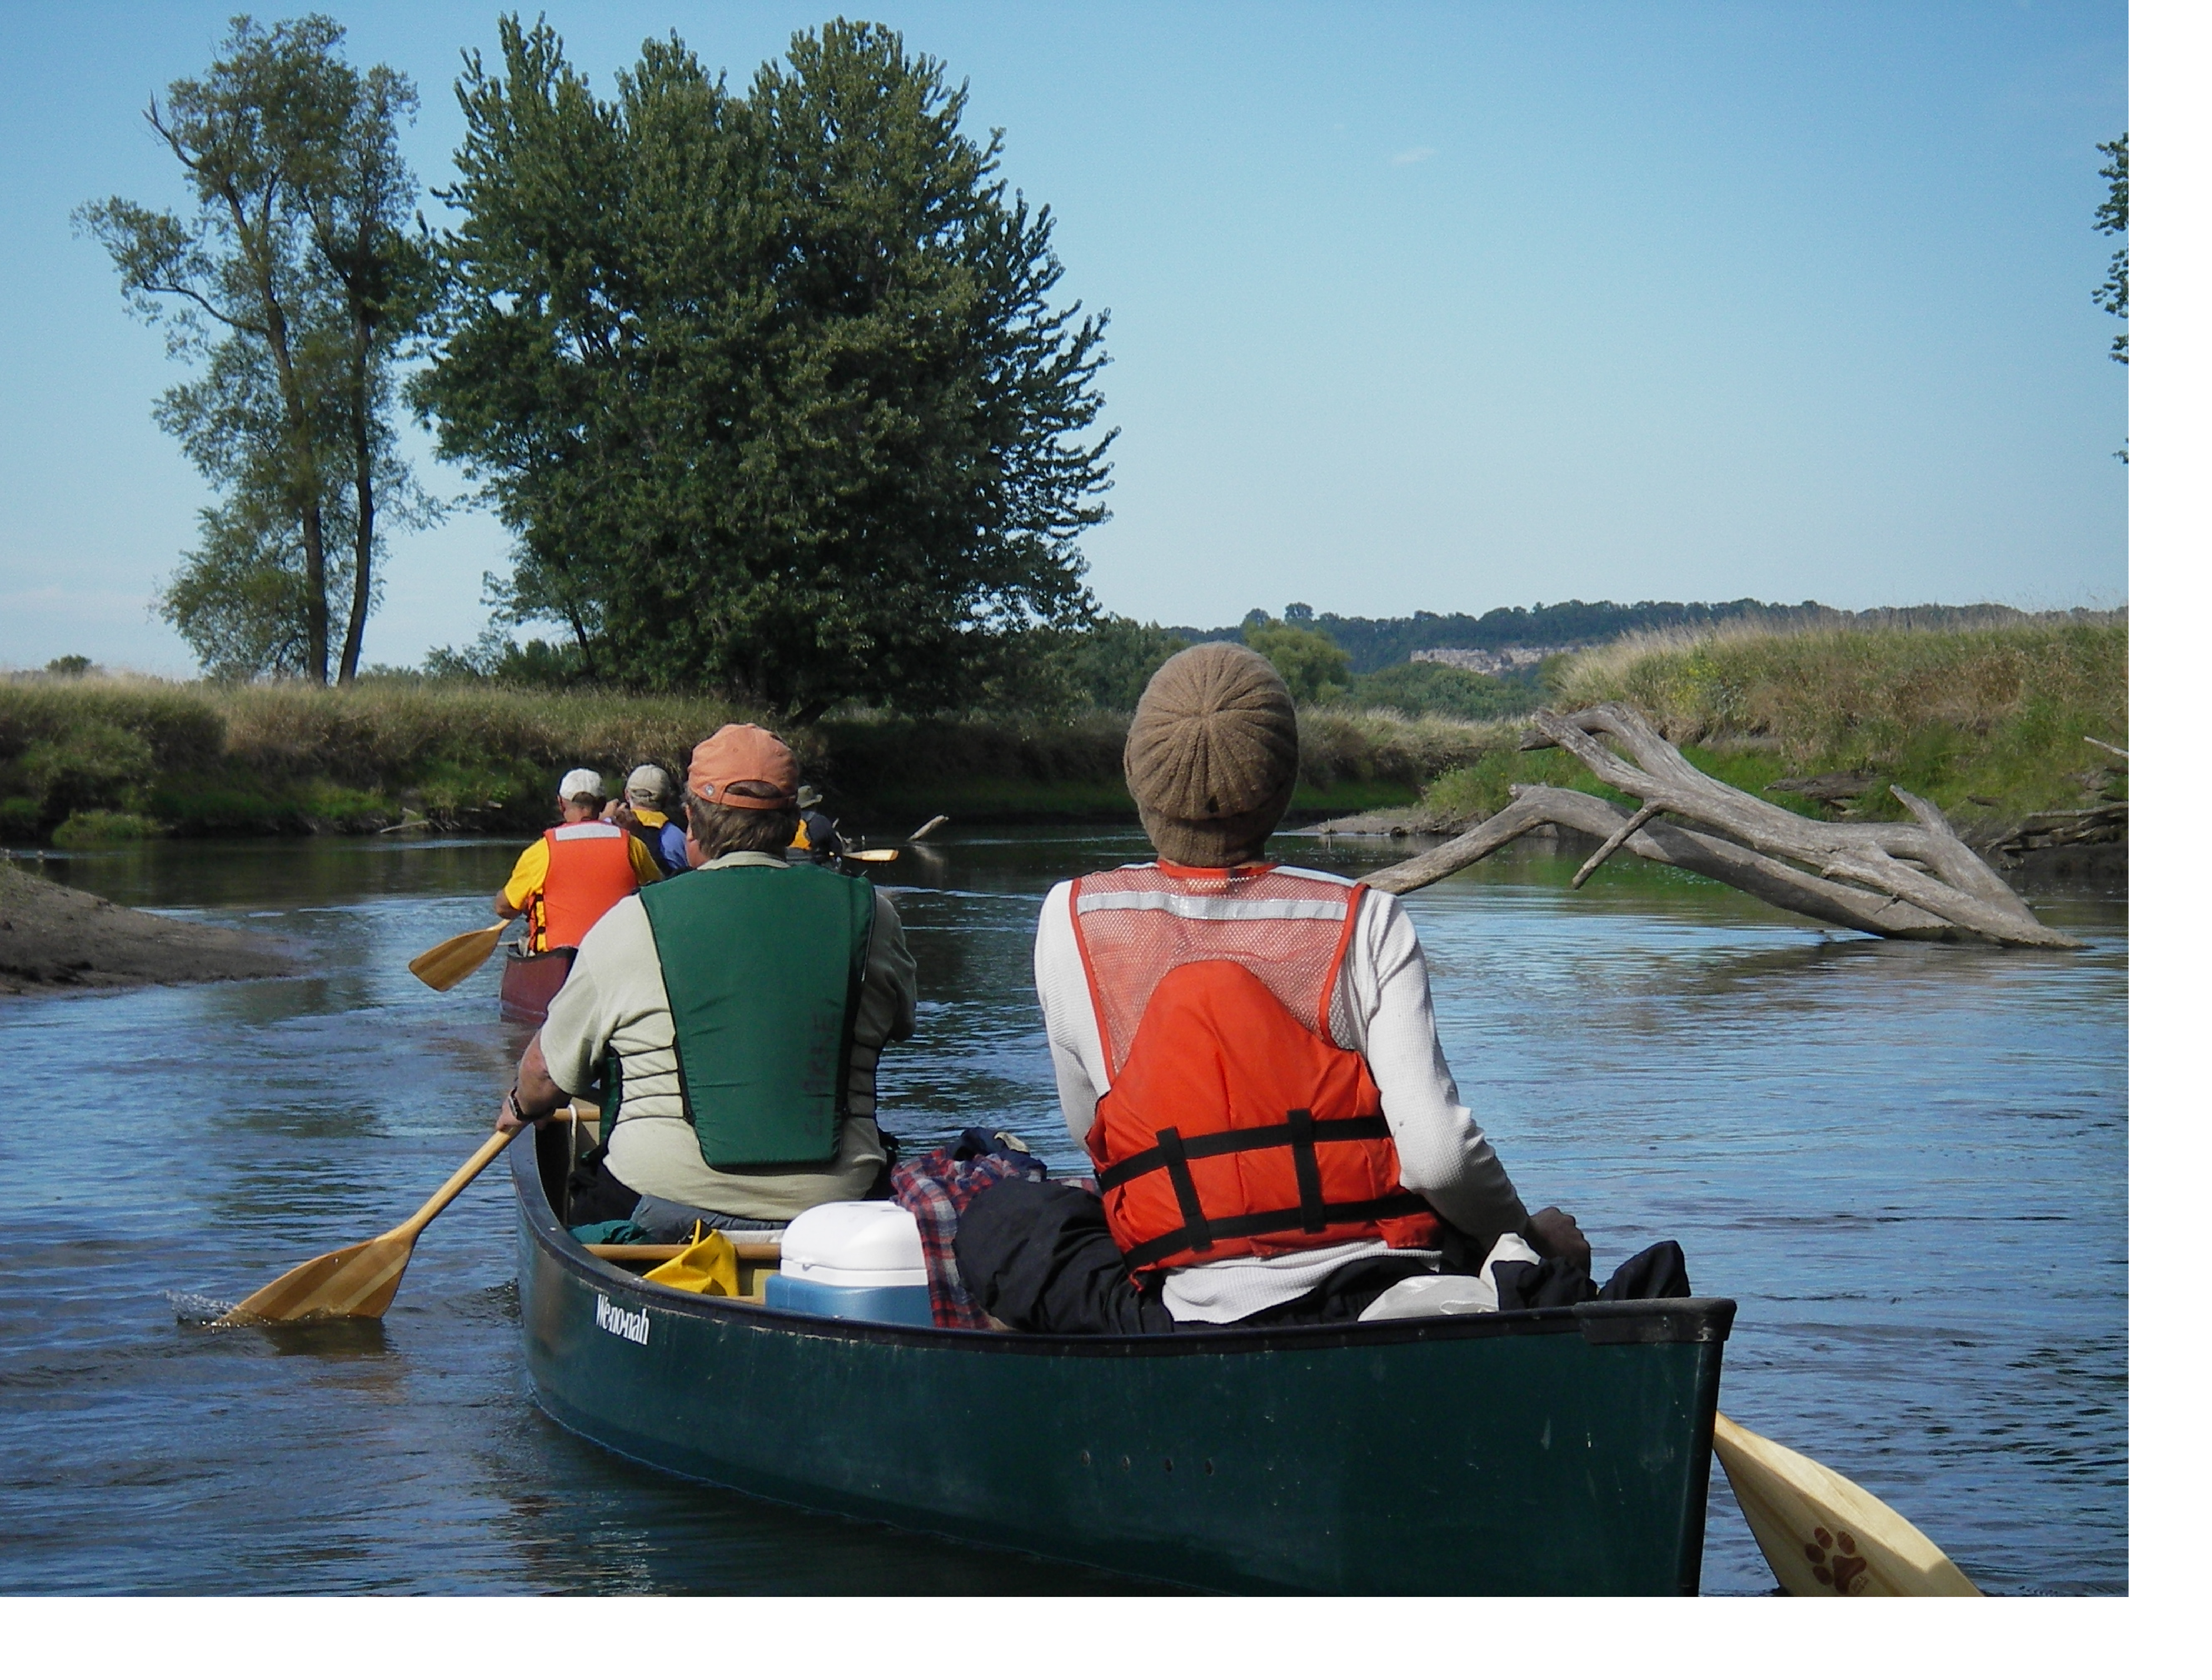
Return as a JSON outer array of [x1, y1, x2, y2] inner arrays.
[[952, 642, 1589, 1335], [493, 768, 662, 953]]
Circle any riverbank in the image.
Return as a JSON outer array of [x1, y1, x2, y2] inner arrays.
[[0, 674, 1507, 841], [0, 860, 297, 993], [1360, 617, 2127, 868], [3, 615, 2122, 855]]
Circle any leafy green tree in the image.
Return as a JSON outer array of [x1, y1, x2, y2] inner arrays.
[[2095, 133, 2127, 365], [1062, 618, 1187, 710], [1243, 614, 1351, 706], [1352, 661, 1529, 720], [423, 628, 590, 687], [417, 18, 1114, 720], [988, 616, 1186, 713], [77, 14, 432, 683]]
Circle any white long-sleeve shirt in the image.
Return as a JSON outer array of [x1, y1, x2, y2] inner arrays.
[[1034, 868, 1529, 1323]]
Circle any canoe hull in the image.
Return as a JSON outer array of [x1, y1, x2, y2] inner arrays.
[[514, 1130, 1731, 1594], [499, 947, 573, 1026]]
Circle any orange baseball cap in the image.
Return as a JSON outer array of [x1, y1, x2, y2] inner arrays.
[[687, 724, 799, 809]]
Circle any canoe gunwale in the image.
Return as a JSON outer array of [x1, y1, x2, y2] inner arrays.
[[512, 1126, 1736, 1358]]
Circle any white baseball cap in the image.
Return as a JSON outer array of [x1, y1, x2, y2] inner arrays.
[[558, 768, 605, 802]]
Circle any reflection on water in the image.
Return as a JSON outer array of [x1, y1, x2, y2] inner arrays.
[[0, 832, 2124, 1593]]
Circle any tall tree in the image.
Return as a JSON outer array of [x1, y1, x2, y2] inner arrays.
[[1243, 614, 1351, 706], [77, 14, 431, 683], [417, 18, 1114, 718], [2095, 133, 2127, 365], [296, 58, 437, 681], [2094, 132, 2127, 465]]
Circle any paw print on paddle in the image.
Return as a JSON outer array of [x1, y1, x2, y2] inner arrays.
[[1802, 1524, 1870, 1594]]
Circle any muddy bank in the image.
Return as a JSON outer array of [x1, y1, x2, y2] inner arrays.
[[0, 863, 299, 995]]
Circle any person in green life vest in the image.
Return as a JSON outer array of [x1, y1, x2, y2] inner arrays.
[[494, 725, 917, 1240]]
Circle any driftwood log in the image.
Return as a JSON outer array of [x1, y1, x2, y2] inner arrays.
[[1361, 701, 2080, 950]]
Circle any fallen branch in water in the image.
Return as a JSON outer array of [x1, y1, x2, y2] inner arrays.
[[1992, 802, 2127, 861], [1361, 701, 2081, 950]]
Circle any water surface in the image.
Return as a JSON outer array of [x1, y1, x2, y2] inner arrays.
[[0, 831, 2124, 1593]]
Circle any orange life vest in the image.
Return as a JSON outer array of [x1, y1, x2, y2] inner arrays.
[[536, 822, 642, 951], [1070, 861, 1440, 1276]]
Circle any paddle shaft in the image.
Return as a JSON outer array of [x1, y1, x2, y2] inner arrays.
[[587, 1242, 782, 1262], [391, 1127, 516, 1241]]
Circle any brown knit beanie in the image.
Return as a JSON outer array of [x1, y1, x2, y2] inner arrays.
[[1124, 643, 1300, 866]]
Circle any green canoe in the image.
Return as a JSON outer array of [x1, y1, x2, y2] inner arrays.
[[513, 1128, 1734, 1594]]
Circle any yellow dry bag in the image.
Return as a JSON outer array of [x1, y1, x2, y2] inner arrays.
[[641, 1227, 741, 1297]]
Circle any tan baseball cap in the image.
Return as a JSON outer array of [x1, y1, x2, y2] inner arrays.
[[624, 764, 673, 807]]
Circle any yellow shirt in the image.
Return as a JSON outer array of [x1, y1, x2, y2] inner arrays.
[[502, 827, 663, 951]]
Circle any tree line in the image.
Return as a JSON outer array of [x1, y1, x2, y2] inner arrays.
[[81, 19, 2126, 713], [83, 14, 1110, 719]]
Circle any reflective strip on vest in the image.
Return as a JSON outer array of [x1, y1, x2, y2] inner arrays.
[[1070, 863, 1439, 1274], [1072, 863, 1364, 1076], [538, 823, 640, 952]]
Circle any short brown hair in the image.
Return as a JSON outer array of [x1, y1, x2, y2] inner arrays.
[[684, 792, 799, 859]]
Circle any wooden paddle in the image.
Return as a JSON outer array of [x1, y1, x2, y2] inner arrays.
[[214, 1103, 590, 1326], [843, 847, 899, 865], [1711, 1411, 1981, 1595], [586, 1242, 783, 1262], [408, 918, 514, 991], [1361, 852, 1983, 1595]]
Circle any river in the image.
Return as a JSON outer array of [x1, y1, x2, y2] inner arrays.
[[0, 830, 2125, 1594]]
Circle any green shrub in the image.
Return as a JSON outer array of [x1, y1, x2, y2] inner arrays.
[[1351, 661, 1539, 720], [51, 809, 166, 845]]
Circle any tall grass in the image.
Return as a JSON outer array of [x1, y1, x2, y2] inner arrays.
[[1419, 616, 2127, 830], [0, 675, 1499, 839], [1, 614, 2126, 842]]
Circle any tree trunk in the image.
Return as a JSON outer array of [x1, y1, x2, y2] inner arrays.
[[1361, 702, 2080, 951], [257, 265, 328, 685], [298, 488, 330, 687], [338, 311, 374, 684]]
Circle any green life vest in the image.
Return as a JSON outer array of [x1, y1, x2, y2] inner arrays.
[[640, 861, 876, 1171]]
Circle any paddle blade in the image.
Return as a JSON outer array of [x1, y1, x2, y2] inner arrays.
[[408, 923, 507, 991], [845, 848, 899, 864], [215, 1233, 415, 1325], [1712, 1411, 1981, 1596]]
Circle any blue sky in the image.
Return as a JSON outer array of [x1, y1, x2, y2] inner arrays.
[[0, 1, 2127, 674]]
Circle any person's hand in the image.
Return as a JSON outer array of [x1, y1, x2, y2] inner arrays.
[[1525, 1206, 1592, 1272], [602, 798, 639, 833], [495, 1089, 526, 1136]]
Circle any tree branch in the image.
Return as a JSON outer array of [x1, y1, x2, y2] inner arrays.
[[1366, 701, 2081, 949]]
